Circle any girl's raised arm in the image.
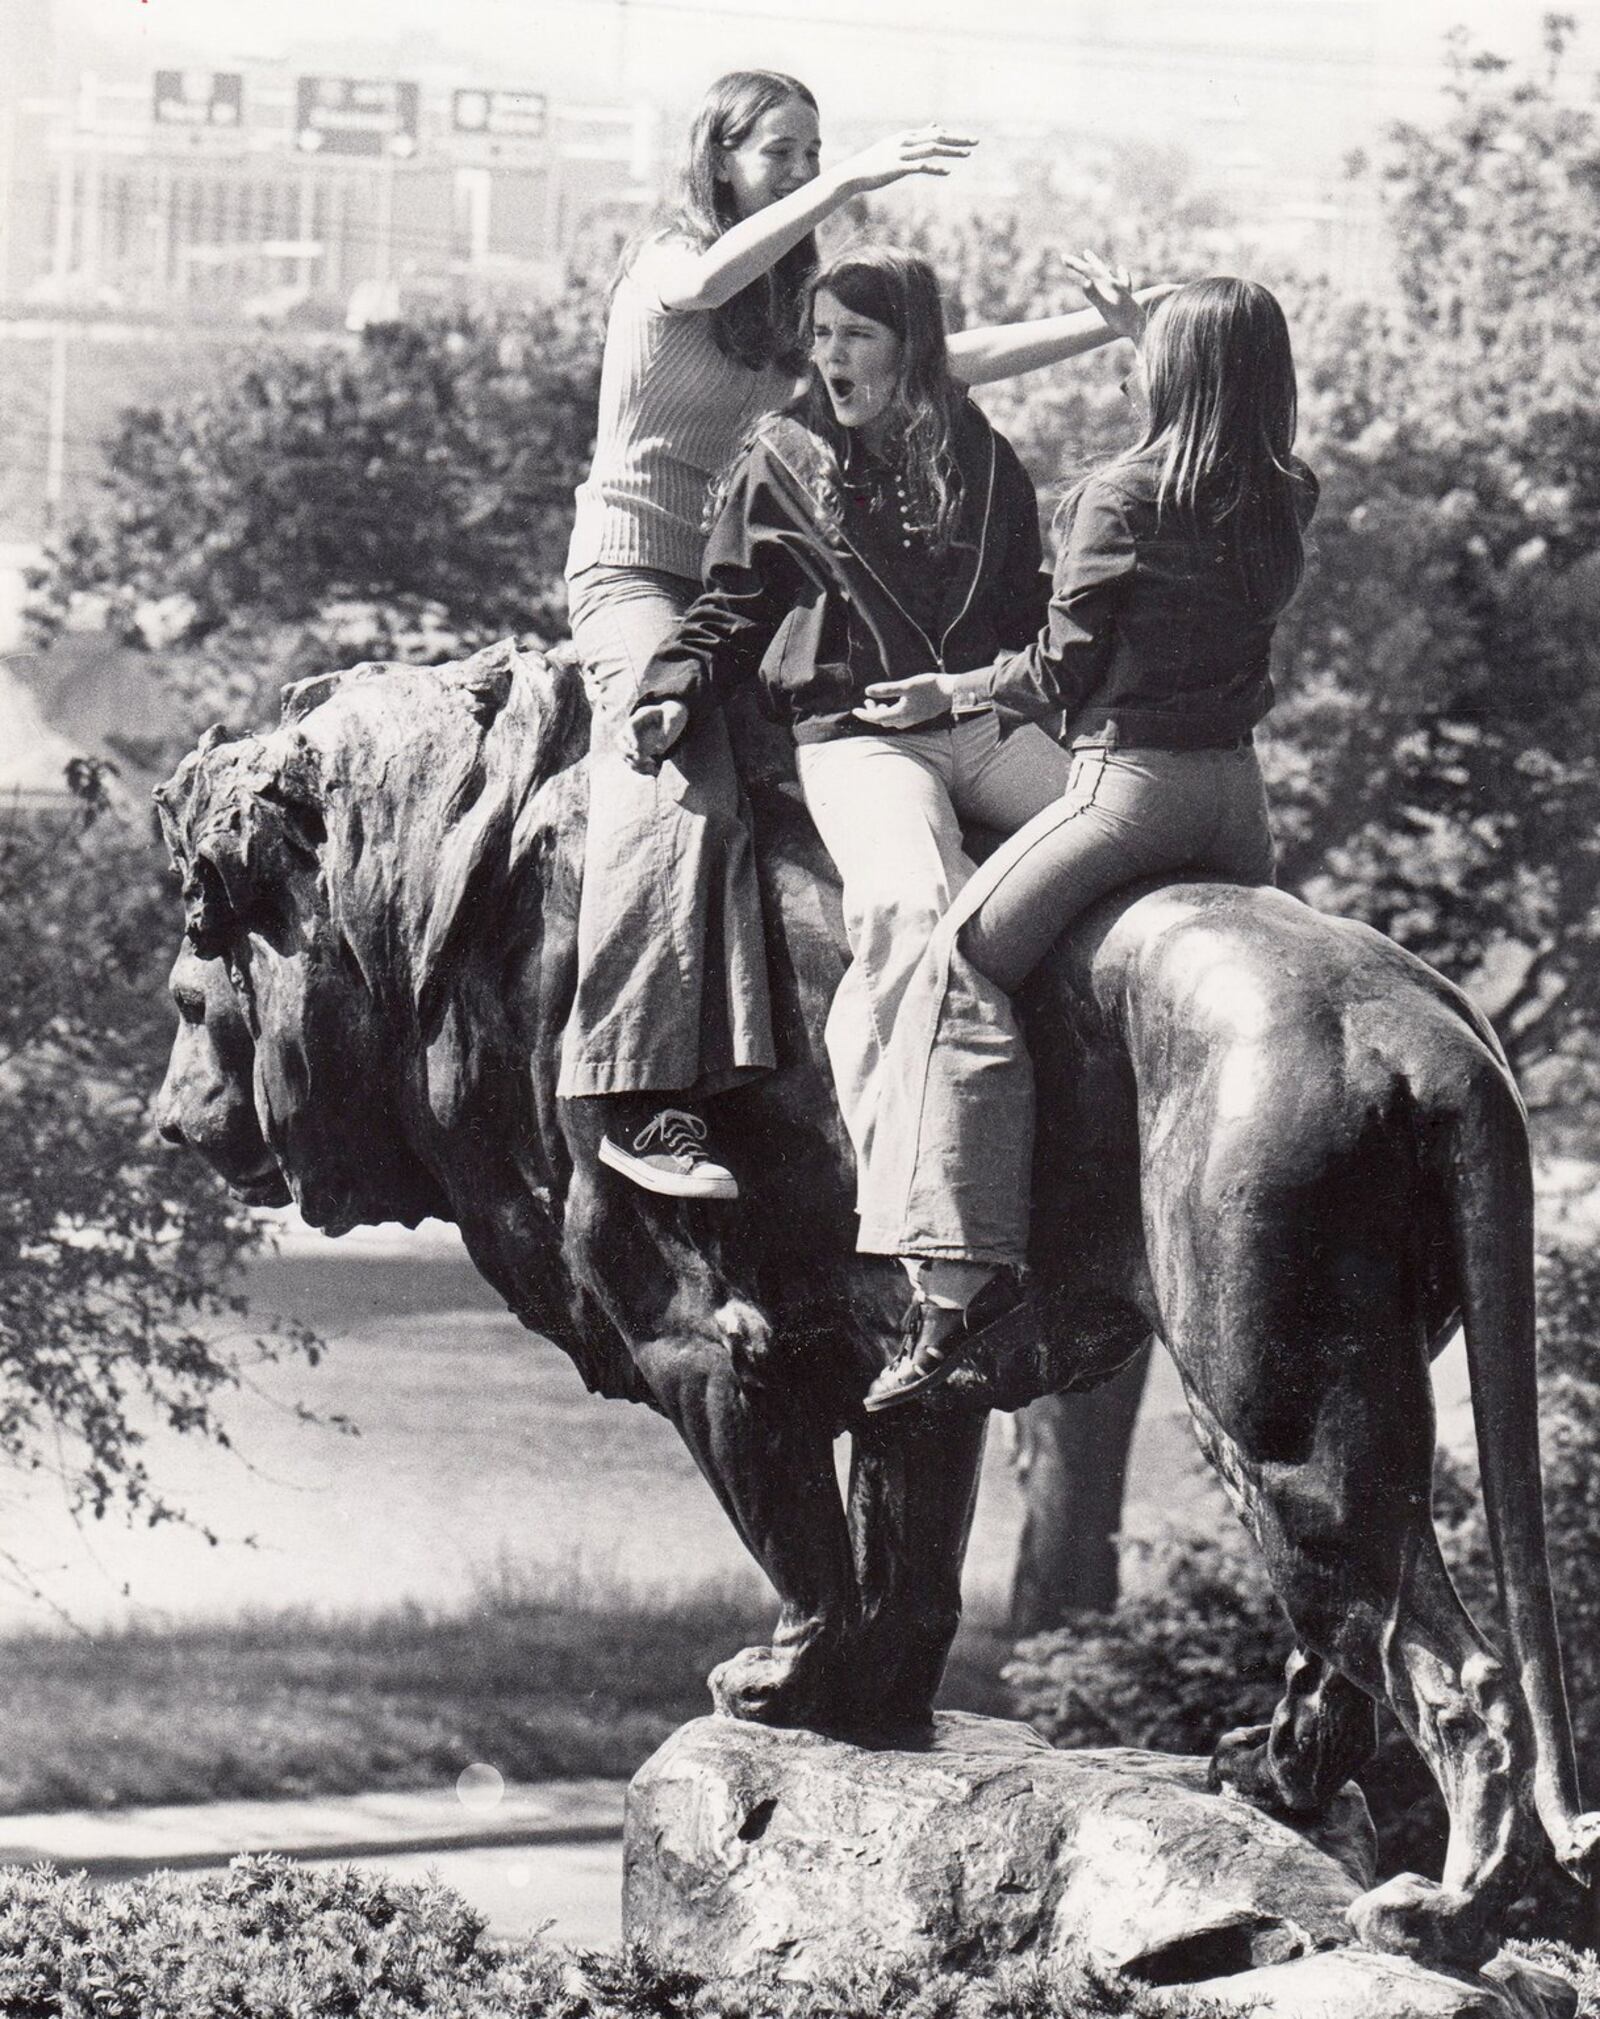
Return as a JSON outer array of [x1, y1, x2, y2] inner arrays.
[[949, 253, 1175, 387], [650, 127, 979, 313]]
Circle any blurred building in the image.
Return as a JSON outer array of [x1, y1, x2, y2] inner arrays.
[[8, 0, 1582, 318], [3, 55, 654, 319], [0, 0, 59, 302]]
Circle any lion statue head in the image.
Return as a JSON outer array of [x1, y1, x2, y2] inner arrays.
[[153, 639, 860, 1404], [155, 641, 635, 1323]]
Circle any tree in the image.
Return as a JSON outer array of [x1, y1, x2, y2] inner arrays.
[[28, 298, 604, 735], [0, 781, 318, 1598], [1265, 28, 1600, 1111]]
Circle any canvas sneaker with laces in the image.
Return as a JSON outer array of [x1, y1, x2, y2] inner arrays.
[[598, 1106, 739, 1201]]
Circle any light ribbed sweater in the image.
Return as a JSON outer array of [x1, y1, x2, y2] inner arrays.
[[566, 251, 798, 584]]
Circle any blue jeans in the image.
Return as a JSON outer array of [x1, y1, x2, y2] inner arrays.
[[856, 742, 1276, 1265], [559, 564, 776, 1100]]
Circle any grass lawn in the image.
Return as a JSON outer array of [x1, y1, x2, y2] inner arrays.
[[0, 1574, 1018, 1814]]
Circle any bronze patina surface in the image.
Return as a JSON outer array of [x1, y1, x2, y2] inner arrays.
[[154, 641, 1599, 1967]]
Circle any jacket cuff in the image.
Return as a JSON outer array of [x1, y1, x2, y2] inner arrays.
[[946, 667, 996, 716]]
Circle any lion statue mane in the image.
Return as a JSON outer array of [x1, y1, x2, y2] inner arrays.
[[154, 639, 1599, 1966]]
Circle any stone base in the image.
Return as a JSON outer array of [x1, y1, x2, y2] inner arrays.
[[623, 1713, 1574, 2019]]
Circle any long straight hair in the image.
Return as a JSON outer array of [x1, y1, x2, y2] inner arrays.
[[632, 70, 819, 373], [1108, 277, 1307, 616], [782, 244, 967, 550]]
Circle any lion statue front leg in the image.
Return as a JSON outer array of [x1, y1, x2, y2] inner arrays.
[[845, 1409, 989, 1727], [559, 1144, 873, 1727], [629, 1322, 863, 1726]]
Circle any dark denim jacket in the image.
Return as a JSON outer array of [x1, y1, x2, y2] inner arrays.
[[950, 452, 1319, 749], [636, 402, 1049, 745]]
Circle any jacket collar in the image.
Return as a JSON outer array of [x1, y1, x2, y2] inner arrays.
[[761, 404, 999, 662]]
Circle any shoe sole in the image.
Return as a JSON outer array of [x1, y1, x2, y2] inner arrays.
[[863, 1287, 1030, 1413], [598, 1137, 739, 1201], [863, 1352, 962, 1413]]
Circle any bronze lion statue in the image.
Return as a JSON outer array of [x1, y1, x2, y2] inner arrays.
[[154, 640, 1598, 1966]]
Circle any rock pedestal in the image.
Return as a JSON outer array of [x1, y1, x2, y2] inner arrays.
[[624, 1714, 1574, 2019]]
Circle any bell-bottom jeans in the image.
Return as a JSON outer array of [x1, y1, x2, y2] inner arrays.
[[856, 741, 1276, 1266], [559, 563, 776, 1100], [795, 715, 1075, 1189]]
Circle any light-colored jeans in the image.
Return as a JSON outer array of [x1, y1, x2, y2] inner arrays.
[[795, 716, 1075, 1187], [559, 564, 776, 1100], [857, 741, 1276, 1265]]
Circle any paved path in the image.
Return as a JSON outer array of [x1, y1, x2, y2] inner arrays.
[[0, 1780, 627, 1947]]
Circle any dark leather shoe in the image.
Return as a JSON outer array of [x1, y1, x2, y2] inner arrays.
[[863, 1271, 1024, 1413]]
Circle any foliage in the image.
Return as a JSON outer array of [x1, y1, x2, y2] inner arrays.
[[0, 1859, 554, 2019], [0, 786, 315, 1584], [26, 298, 604, 733], [1005, 1242, 1600, 1939], [2, 1858, 1592, 2018], [1289, 41, 1600, 1095], [1377, 14, 1600, 343], [0, 1857, 1254, 2019], [1273, 278, 1600, 1096]]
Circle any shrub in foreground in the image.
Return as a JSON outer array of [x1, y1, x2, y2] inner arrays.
[[0, 1855, 1280, 2019]]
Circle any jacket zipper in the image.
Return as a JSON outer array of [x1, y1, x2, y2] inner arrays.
[[767, 431, 996, 672], [937, 430, 995, 665]]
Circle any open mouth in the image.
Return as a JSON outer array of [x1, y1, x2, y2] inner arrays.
[[828, 374, 857, 403]]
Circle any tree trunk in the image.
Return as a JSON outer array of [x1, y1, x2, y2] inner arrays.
[[1007, 1343, 1152, 1635]]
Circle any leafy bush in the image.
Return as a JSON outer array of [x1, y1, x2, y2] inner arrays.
[[0, 790, 316, 1578], [27, 300, 604, 735], [1005, 1243, 1600, 1938], [0, 1855, 1251, 2019]]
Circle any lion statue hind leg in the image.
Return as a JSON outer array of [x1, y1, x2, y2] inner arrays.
[[1193, 1385, 1536, 1971], [1209, 1647, 1376, 1817], [1158, 1200, 1545, 1966]]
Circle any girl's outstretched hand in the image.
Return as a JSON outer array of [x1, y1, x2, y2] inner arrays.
[[623, 700, 689, 773], [836, 126, 979, 197], [1062, 249, 1171, 342], [853, 673, 955, 729]]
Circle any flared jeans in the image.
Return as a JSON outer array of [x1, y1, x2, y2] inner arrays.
[[559, 564, 776, 1100], [856, 741, 1276, 1265], [795, 715, 1074, 1186]]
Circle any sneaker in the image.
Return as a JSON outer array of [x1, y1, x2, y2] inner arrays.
[[863, 1270, 1024, 1413], [598, 1106, 739, 1201]]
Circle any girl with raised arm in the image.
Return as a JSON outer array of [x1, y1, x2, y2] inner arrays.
[[563, 68, 1155, 1203], [852, 276, 1319, 1410]]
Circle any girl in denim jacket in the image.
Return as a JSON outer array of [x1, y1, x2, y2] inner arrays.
[[854, 277, 1318, 1410]]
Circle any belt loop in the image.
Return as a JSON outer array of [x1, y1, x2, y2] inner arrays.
[[1103, 719, 1120, 752]]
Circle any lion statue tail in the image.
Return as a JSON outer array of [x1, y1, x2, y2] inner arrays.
[[1443, 1055, 1600, 1887]]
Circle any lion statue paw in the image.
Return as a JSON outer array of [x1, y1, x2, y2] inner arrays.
[[1555, 1808, 1600, 1887], [1347, 1872, 1496, 1971], [710, 1636, 852, 1729]]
